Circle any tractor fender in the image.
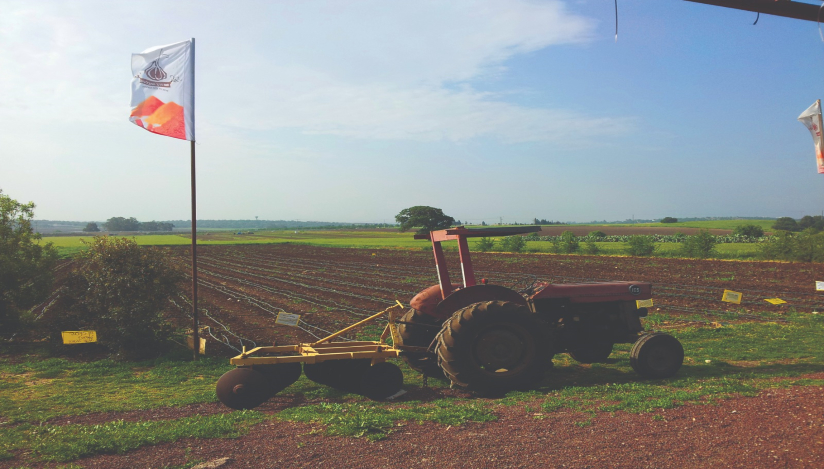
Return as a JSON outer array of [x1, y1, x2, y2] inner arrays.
[[431, 284, 527, 321]]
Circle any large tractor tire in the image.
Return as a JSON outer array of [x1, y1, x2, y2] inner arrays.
[[435, 301, 550, 393], [630, 332, 684, 378], [397, 308, 443, 377]]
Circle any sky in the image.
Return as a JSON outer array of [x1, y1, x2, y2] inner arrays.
[[3, 0, 824, 224]]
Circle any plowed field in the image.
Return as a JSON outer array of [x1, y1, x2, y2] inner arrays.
[[165, 244, 824, 353]]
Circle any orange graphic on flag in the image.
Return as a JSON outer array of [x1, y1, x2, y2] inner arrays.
[[130, 97, 186, 140]]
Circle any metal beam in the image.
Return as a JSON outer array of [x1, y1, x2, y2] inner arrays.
[[684, 0, 823, 23]]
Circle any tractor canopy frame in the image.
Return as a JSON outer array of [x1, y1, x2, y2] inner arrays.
[[414, 226, 541, 299]]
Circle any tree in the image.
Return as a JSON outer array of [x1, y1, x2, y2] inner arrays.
[[772, 217, 799, 232], [798, 215, 824, 232], [680, 229, 717, 258], [103, 217, 140, 231], [661, 217, 678, 224], [52, 237, 182, 358], [625, 235, 656, 256], [552, 231, 579, 254], [395, 206, 455, 234], [0, 190, 58, 334], [83, 222, 100, 232], [733, 224, 764, 237], [500, 235, 527, 253]]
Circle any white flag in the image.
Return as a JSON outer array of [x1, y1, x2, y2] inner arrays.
[[130, 39, 195, 141], [797, 100, 824, 174]]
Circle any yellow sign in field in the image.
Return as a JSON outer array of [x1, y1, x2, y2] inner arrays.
[[817, 281, 824, 291], [722, 290, 743, 304], [275, 312, 301, 327], [61, 331, 97, 344], [764, 298, 787, 305], [636, 298, 654, 309]]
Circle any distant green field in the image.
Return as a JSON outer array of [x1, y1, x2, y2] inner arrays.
[[41, 231, 430, 257], [582, 220, 775, 231], [43, 230, 762, 260]]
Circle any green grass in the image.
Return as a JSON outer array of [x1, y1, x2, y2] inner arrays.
[[0, 352, 231, 424], [0, 411, 264, 462], [278, 400, 495, 440]]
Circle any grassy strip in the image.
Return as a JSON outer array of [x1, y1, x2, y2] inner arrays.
[[0, 352, 231, 424], [277, 400, 494, 440], [0, 411, 264, 462]]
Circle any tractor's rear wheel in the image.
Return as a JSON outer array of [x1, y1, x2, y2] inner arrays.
[[255, 362, 302, 397], [216, 367, 269, 410], [630, 333, 684, 378], [397, 308, 442, 377], [436, 301, 550, 393], [568, 341, 614, 364]]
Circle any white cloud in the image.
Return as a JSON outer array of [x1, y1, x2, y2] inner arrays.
[[0, 0, 628, 145]]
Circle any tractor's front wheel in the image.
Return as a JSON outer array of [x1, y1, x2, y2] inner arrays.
[[630, 333, 684, 378], [436, 301, 550, 393]]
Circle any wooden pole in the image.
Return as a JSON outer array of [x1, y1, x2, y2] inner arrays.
[[191, 140, 199, 360]]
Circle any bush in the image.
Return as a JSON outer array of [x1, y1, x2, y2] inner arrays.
[[625, 235, 656, 256], [51, 237, 182, 359], [499, 235, 527, 253], [552, 231, 579, 254], [587, 230, 606, 239], [758, 230, 824, 262], [733, 224, 764, 238], [772, 217, 799, 232], [476, 237, 496, 252], [661, 217, 678, 223], [680, 229, 717, 258], [581, 240, 600, 255]]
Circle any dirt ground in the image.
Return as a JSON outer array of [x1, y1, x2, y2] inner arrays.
[[19, 244, 824, 468], [10, 383, 820, 469]]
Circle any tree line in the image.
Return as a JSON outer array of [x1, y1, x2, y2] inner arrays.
[[84, 217, 175, 232]]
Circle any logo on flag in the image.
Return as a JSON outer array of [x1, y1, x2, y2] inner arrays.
[[130, 39, 194, 141], [797, 100, 824, 174]]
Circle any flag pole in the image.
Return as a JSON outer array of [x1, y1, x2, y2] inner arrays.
[[190, 37, 199, 361], [190, 140, 199, 360]]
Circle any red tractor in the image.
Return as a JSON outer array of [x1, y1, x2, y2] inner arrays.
[[397, 226, 684, 393]]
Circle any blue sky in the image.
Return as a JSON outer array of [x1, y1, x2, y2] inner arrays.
[[2, 0, 824, 224]]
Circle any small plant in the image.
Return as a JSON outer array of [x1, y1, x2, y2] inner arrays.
[[625, 235, 656, 256], [552, 231, 579, 254], [476, 237, 496, 252], [680, 229, 717, 258], [587, 230, 606, 239], [500, 235, 527, 253]]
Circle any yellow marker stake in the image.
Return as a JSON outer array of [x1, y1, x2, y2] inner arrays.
[[722, 290, 742, 304], [636, 299, 653, 309], [61, 331, 97, 344], [764, 298, 787, 305]]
